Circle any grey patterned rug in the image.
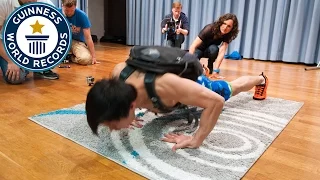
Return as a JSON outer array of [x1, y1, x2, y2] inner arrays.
[[29, 92, 303, 180]]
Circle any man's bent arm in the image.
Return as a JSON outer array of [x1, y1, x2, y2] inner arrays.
[[83, 28, 96, 60], [193, 101, 224, 146], [158, 74, 225, 147]]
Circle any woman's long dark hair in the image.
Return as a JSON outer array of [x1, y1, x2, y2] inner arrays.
[[211, 13, 239, 43]]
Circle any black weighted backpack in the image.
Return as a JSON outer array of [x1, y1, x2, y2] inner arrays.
[[119, 46, 203, 112]]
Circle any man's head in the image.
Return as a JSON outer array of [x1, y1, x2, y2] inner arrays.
[[62, 0, 77, 17], [85, 78, 138, 135], [171, 2, 182, 19]]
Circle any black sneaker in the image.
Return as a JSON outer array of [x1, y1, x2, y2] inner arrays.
[[34, 70, 59, 80]]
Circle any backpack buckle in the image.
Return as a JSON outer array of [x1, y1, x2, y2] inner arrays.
[[151, 97, 159, 108], [176, 56, 182, 62]]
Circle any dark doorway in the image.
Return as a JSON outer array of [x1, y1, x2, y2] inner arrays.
[[101, 0, 126, 44]]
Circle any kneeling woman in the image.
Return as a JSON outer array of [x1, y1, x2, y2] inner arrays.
[[189, 13, 239, 79]]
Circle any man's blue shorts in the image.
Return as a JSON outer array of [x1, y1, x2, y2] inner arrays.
[[196, 75, 232, 101]]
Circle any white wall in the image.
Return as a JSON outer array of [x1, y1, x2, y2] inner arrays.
[[88, 0, 104, 40], [51, 0, 105, 39]]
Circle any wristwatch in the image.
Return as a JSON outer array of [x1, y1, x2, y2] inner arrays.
[[213, 69, 220, 73]]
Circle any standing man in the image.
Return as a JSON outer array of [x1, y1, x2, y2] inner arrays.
[[60, 0, 98, 65], [0, 0, 59, 84], [161, 2, 189, 48]]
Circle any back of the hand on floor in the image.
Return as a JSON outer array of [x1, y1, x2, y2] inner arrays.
[[209, 73, 225, 79], [161, 133, 199, 151]]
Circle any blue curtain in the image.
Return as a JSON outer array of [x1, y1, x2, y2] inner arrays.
[[126, 0, 320, 64], [79, 0, 87, 13], [57, 0, 61, 8], [50, 0, 59, 7]]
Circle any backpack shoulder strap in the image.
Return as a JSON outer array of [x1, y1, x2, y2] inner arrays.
[[119, 65, 135, 81], [144, 72, 173, 112]]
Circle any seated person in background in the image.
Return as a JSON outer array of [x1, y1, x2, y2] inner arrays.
[[189, 13, 239, 79], [85, 50, 269, 151], [161, 1, 189, 48], [0, 0, 59, 84], [60, 0, 98, 65]]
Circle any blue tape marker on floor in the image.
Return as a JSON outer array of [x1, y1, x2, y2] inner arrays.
[[36, 110, 86, 117], [131, 150, 140, 158]]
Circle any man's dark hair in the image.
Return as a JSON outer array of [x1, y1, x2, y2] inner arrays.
[[85, 77, 137, 135]]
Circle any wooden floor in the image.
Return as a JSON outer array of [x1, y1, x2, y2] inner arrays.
[[0, 43, 319, 180]]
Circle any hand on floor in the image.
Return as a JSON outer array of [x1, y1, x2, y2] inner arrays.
[[209, 73, 225, 79], [128, 118, 144, 129], [161, 133, 199, 151], [92, 57, 100, 64]]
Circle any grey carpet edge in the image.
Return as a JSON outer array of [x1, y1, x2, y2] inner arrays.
[[238, 102, 304, 177]]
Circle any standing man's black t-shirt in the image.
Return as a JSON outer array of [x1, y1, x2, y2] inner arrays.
[[197, 24, 225, 51]]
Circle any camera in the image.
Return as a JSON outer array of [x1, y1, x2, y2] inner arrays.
[[167, 20, 176, 34], [86, 76, 95, 86]]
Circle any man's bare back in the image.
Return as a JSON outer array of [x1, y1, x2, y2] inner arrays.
[[112, 62, 183, 113]]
